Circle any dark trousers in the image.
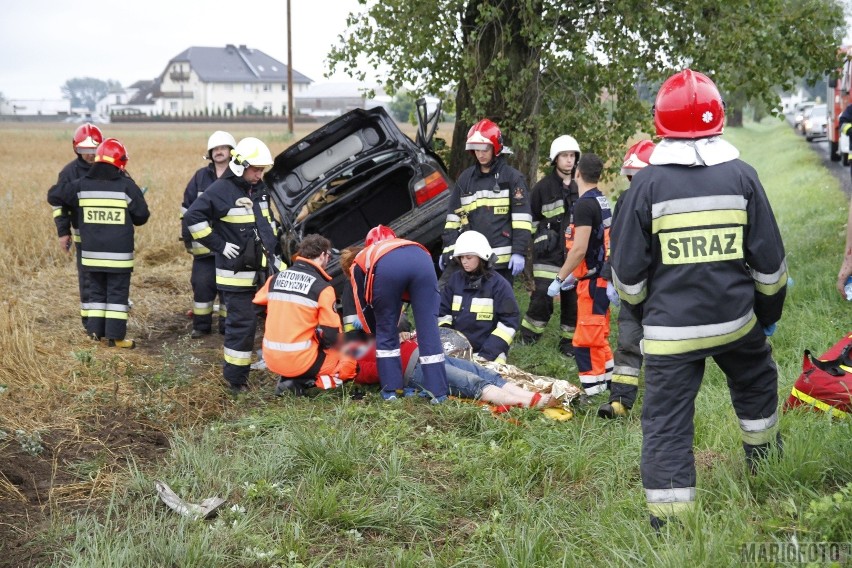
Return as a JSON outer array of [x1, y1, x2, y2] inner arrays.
[[221, 290, 258, 386], [610, 303, 642, 408], [75, 245, 91, 328], [641, 323, 778, 515], [191, 256, 222, 333], [521, 271, 577, 343], [372, 246, 448, 397], [86, 271, 131, 340]]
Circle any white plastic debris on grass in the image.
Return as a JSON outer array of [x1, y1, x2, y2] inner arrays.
[[155, 480, 225, 520]]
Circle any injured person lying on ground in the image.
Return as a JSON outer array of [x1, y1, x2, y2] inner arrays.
[[345, 328, 582, 410]]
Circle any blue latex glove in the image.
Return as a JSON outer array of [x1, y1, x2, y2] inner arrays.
[[547, 278, 561, 297], [606, 282, 620, 307], [438, 254, 446, 272], [352, 318, 363, 331], [764, 323, 777, 337], [508, 253, 525, 276], [560, 274, 577, 291]]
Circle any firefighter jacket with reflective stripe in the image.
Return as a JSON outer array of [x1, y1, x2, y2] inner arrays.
[[48, 163, 150, 273], [253, 258, 339, 377], [48, 157, 91, 239], [840, 104, 852, 153], [610, 160, 787, 357], [181, 164, 219, 257], [350, 238, 430, 334], [568, 188, 612, 279], [437, 269, 519, 361], [530, 169, 578, 268], [441, 157, 532, 269], [183, 172, 281, 291]]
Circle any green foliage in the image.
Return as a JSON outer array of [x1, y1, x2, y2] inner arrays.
[[61, 77, 122, 110], [15, 429, 44, 456], [803, 482, 852, 542], [328, 0, 845, 180], [389, 90, 417, 123]]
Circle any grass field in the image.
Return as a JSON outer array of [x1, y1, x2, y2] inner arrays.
[[1, 119, 851, 567]]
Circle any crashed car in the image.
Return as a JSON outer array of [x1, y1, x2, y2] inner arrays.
[[265, 99, 452, 290]]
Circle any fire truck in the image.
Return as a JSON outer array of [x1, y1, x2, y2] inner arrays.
[[827, 46, 852, 164]]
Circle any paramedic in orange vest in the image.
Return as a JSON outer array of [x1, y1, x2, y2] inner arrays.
[[610, 70, 786, 530], [548, 153, 614, 396], [254, 234, 357, 395], [349, 225, 449, 402]]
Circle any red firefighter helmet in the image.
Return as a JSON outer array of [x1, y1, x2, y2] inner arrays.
[[620, 140, 656, 176], [365, 225, 396, 246], [465, 118, 503, 155], [653, 69, 725, 139], [73, 123, 104, 155], [94, 138, 129, 170]]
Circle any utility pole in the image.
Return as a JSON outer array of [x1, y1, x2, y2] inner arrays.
[[287, 0, 294, 134]]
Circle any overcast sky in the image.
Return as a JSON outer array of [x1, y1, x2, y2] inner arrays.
[[0, 0, 365, 100]]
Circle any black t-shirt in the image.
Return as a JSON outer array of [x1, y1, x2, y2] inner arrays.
[[573, 195, 601, 229]]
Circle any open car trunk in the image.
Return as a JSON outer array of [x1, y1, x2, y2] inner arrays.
[[265, 103, 452, 292]]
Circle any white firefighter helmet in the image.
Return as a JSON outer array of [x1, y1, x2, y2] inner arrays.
[[549, 135, 581, 163], [453, 230, 493, 261], [207, 130, 236, 152], [229, 137, 274, 176]]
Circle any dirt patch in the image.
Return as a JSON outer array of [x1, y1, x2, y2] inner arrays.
[[0, 406, 169, 567]]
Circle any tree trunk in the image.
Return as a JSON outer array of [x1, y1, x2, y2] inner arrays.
[[448, 1, 542, 183], [728, 105, 744, 127]]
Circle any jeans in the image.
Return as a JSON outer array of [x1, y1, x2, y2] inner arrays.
[[411, 356, 506, 399]]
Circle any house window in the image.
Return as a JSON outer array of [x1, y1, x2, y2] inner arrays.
[[169, 101, 179, 112], [262, 102, 273, 114], [114, 95, 120, 104], [281, 84, 286, 92], [245, 103, 256, 115], [225, 84, 233, 92], [225, 102, 234, 114], [244, 83, 253, 92], [262, 83, 271, 92]]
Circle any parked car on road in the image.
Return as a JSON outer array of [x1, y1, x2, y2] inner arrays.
[[794, 101, 815, 133], [265, 99, 452, 291], [803, 104, 828, 141]]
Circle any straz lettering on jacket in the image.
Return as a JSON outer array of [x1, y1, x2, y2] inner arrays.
[[273, 270, 317, 294], [85, 207, 125, 224], [662, 227, 743, 265]]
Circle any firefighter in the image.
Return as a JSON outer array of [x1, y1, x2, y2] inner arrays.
[[439, 119, 532, 285], [598, 139, 656, 419], [610, 69, 787, 529], [519, 135, 581, 356], [254, 234, 357, 395], [438, 230, 520, 363], [837, 103, 852, 295], [547, 153, 613, 396], [181, 131, 236, 338], [48, 138, 150, 347], [183, 137, 283, 394], [48, 123, 104, 328], [349, 225, 449, 402]]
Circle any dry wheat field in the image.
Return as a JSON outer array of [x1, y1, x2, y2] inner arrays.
[[0, 121, 326, 557]]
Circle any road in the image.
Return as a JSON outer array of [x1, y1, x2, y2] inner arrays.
[[785, 114, 852, 198]]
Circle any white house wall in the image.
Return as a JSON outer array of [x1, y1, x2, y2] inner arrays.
[[159, 62, 309, 116]]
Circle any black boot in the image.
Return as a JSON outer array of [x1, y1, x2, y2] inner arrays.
[[743, 432, 782, 475], [558, 338, 575, 358]]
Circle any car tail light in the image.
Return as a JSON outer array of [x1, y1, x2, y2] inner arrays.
[[413, 170, 450, 205]]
